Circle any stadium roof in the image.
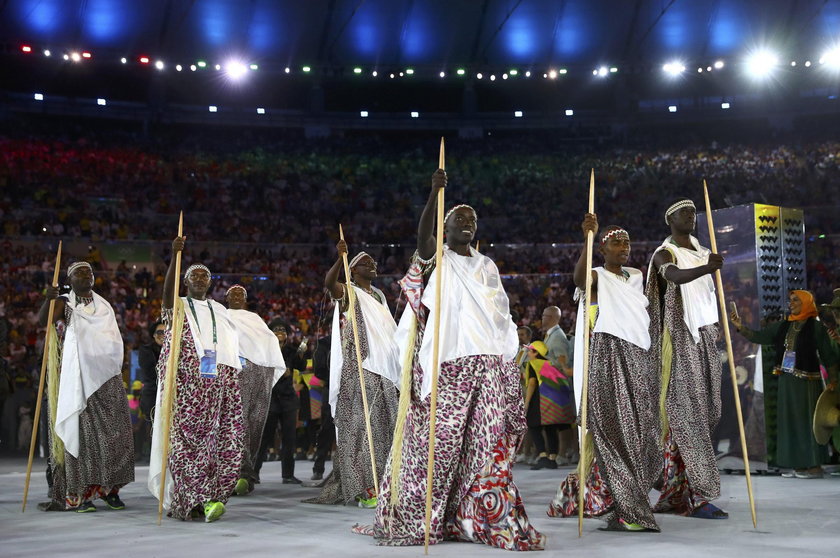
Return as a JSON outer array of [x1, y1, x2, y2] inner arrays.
[[3, 0, 840, 71]]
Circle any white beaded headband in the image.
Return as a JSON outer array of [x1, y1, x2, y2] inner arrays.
[[184, 264, 211, 279], [665, 199, 696, 224], [444, 204, 477, 224], [349, 252, 372, 269], [601, 228, 629, 244], [67, 261, 92, 275], [225, 284, 246, 298]]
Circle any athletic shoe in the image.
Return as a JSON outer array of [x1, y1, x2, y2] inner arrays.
[[233, 478, 250, 496], [311, 472, 323, 481], [531, 457, 553, 470], [204, 501, 226, 523], [76, 501, 97, 513], [37, 501, 64, 512], [104, 494, 126, 510], [690, 503, 728, 519], [357, 496, 377, 509], [793, 470, 824, 479], [282, 476, 303, 484]]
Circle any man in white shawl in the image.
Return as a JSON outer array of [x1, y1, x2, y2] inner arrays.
[[357, 170, 544, 550], [225, 284, 286, 496], [38, 261, 133, 513], [647, 198, 728, 520], [304, 240, 399, 507], [548, 216, 661, 532], [148, 237, 243, 523]]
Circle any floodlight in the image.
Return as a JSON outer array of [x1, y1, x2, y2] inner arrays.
[[745, 49, 779, 79], [97, 98, 106, 106], [225, 60, 248, 80], [257, 108, 265, 114], [668, 105, 677, 112], [663, 61, 686, 76], [360, 111, 369, 118], [514, 111, 523, 117], [208, 105, 217, 112], [34, 93, 44, 101]]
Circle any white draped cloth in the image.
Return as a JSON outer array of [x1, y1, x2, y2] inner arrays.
[[652, 236, 718, 343], [329, 284, 400, 408], [228, 308, 286, 386], [55, 292, 124, 457], [182, 297, 242, 371], [406, 245, 518, 400], [572, 267, 650, 409], [148, 297, 241, 509]]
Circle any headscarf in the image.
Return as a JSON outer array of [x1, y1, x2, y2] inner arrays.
[[788, 289, 818, 321], [527, 340, 548, 358]]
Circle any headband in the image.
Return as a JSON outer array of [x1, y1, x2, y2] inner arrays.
[[225, 284, 247, 298], [67, 261, 93, 275], [349, 252, 373, 269], [444, 204, 477, 225], [184, 264, 211, 280], [665, 200, 696, 224], [601, 228, 629, 244]]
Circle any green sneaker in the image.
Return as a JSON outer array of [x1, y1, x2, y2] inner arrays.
[[76, 501, 97, 513], [357, 496, 377, 509], [204, 501, 226, 523], [233, 478, 249, 496], [618, 519, 645, 531]]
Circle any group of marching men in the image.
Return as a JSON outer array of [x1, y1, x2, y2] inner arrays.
[[35, 168, 839, 550]]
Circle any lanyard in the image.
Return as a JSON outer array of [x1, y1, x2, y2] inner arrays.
[[187, 297, 217, 345]]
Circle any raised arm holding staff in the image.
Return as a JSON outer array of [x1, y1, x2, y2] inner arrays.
[[358, 142, 544, 552], [304, 234, 400, 507]]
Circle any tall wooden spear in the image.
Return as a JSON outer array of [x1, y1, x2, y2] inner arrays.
[[702, 180, 758, 528], [423, 137, 446, 554], [338, 224, 380, 495], [157, 212, 185, 524], [577, 170, 595, 536], [22, 241, 61, 513]]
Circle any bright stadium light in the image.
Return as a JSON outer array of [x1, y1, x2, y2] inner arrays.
[[249, 64, 258, 70], [360, 110, 369, 118], [820, 47, 840, 69], [514, 111, 523, 117], [208, 105, 217, 113], [21, 45, 32, 53], [176, 64, 182, 71], [43, 49, 51, 57], [97, 98, 106, 106], [405, 68, 414, 75], [34, 93, 44, 101], [197, 60, 206, 68], [745, 49, 779, 79], [410, 111, 419, 118], [439, 71, 445, 78], [721, 102, 731, 109], [353, 67, 362, 74], [596, 66, 609, 77], [225, 60, 248, 80], [565, 109, 574, 116], [190, 64, 197, 71], [285, 67, 290, 73], [456, 68, 466, 75], [525, 70, 531, 77], [70, 52, 81, 62], [155, 60, 165, 70], [302, 65, 311, 72], [372, 70, 378, 76], [476, 72, 483, 79], [668, 105, 678, 112], [548, 69, 558, 79], [490, 74, 496, 81], [663, 60, 686, 76], [559, 68, 568, 74], [714, 60, 725, 69], [257, 107, 265, 114]]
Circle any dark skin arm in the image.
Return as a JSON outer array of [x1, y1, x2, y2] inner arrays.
[[417, 169, 447, 261], [324, 239, 347, 300], [162, 236, 185, 309], [38, 285, 66, 327], [652, 249, 723, 285], [573, 213, 599, 293]]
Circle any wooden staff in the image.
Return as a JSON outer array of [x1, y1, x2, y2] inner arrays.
[[577, 170, 595, 536], [703, 180, 758, 528], [338, 224, 380, 496], [157, 212, 185, 524], [424, 137, 445, 554], [22, 241, 62, 513]]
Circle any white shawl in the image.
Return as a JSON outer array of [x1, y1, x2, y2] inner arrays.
[[55, 292, 124, 458], [329, 285, 400, 408], [228, 309, 286, 386], [182, 297, 242, 371], [571, 267, 650, 410], [414, 246, 518, 400], [653, 236, 719, 343]]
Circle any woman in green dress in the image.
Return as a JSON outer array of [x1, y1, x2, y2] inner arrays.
[[731, 290, 838, 478]]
